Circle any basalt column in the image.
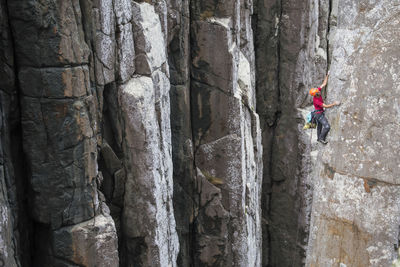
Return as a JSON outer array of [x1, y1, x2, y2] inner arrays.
[[166, 0, 195, 266], [191, 1, 263, 266], [7, 1, 119, 266], [119, 1, 179, 266], [254, 0, 329, 265], [0, 0, 24, 266]]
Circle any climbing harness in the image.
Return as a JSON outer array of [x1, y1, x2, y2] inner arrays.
[[303, 110, 317, 129]]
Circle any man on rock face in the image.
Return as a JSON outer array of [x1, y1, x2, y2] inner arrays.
[[309, 74, 340, 144]]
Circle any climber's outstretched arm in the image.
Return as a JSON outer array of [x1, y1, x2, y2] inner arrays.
[[320, 74, 329, 88], [323, 101, 340, 109]]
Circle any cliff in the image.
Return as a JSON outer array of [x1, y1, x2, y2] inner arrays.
[[0, 0, 399, 267], [306, 1, 400, 265]]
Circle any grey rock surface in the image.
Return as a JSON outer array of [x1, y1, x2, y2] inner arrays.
[[6, 1, 119, 266], [53, 214, 119, 267], [0, 1, 19, 266], [254, 0, 330, 265], [120, 75, 179, 267], [1, 0, 399, 266], [306, 1, 400, 266], [8, 0, 90, 67], [119, 2, 179, 266], [190, 1, 263, 265], [166, 0, 194, 266]]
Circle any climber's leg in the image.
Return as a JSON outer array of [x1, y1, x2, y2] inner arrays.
[[318, 114, 331, 141]]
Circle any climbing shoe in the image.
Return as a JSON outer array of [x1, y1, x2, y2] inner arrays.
[[317, 139, 328, 145]]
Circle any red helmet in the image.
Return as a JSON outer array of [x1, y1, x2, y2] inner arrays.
[[309, 88, 319, 96]]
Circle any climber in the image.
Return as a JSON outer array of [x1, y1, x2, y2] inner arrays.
[[309, 74, 340, 144]]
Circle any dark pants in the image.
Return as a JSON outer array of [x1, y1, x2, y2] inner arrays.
[[315, 112, 330, 141]]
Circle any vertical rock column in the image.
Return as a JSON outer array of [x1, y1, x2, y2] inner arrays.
[[253, 0, 281, 262], [0, 0, 19, 266], [166, 0, 195, 266], [239, 0, 263, 264], [7, 1, 119, 266], [306, 1, 400, 266], [191, 1, 263, 265], [119, 2, 179, 266], [254, 0, 330, 265]]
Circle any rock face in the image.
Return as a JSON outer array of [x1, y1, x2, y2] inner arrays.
[[306, 1, 400, 266], [2, 0, 262, 266], [190, 1, 263, 265], [0, 0, 399, 266], [254, 0, 329, 265], [118, 3, 179, 266], [5, 1, 119, 266], [0, 1, 20, 266], [166, 0, 194, 265]]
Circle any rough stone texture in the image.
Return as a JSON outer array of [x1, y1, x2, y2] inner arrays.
[[190, 1, 263, 266], [120, 75, 179, 267], [94, 0, 117, 85], [0, 1, 18, 266], [0, 0, 32, 266], [0, 98, 19, 267], [6, 1, 118, 266], [0, 0, 262, 266], [1, 0, 263, 265], [8, 0, 90, 67], [166, 1, 195, 266], [3, 0, 399, 266], [119, 2, 179, 266], [116, 12, 135, 83], [0, 177, 17, 267], [254, 0, 330, 265], [132, 2, 167, 75], [53, 214, 119, 267], [194, 167, 230, 266], [306, 1, 400, 266]]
